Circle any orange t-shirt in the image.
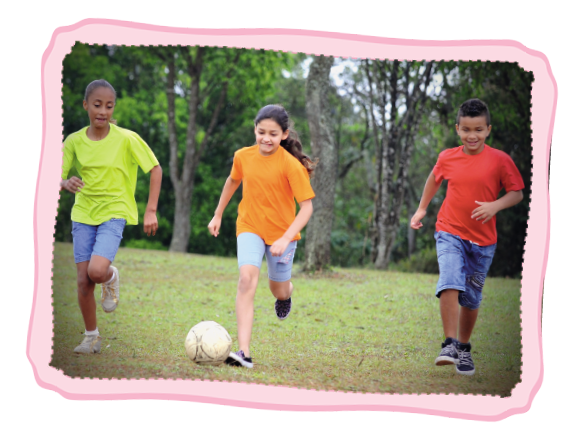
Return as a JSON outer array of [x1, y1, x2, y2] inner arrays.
[[433, 145, 525, 246], [230, 145, 316, 245]]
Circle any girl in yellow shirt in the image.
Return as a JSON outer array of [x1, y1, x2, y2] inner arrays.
[[208, 104, 316, 368], [61, 79, 163, 354]]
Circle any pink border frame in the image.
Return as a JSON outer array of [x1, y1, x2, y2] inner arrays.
[[30, 19, 555, 420]]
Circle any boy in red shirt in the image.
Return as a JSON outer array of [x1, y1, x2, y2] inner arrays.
[[410, 99, 524, 375]]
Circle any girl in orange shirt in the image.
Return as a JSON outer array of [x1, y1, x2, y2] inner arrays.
[[208, 105, 316, 368]]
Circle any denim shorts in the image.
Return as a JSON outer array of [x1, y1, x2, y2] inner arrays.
[[72, 218, 127, 264], [434, 231, 497, 310], [237, 232, 297, 282]]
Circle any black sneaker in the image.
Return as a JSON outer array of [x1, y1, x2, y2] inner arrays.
[[275, 297, 292, 320], [456, 342, 475, 376], [225, 350, 253, 368], [435, 337, 460, 366]]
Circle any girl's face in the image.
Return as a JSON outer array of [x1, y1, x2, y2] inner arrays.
[[83, 87, 116, 131], [255, 118, 289, 157]]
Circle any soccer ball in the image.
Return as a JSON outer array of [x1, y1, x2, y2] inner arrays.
[[185, 321, 232, 366]]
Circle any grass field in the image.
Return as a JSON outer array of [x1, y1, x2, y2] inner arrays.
[[51, 242, 523, 396]]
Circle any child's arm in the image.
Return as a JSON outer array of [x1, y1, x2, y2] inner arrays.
[[144, 165, 163, 236], [270, 199, 314, 256], [471, 190, 523, 224], [208, 176, 242, 237], [60, 177, 84, 194], [410, 171, 441, 230]]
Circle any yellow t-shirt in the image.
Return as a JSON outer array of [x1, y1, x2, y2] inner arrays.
[[230, 145, 315, 245], [61, 124, 159, 226]]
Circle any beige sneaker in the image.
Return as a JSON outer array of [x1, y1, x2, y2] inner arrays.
[[101, 266, 119, 313], [74, 335, 102, 354]]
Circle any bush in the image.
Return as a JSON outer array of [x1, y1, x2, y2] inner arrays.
[[395, 247, 439, 274], [123, 238, 166, 251]]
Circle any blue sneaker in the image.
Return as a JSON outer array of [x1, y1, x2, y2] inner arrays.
[[225, 350, 253, 368], [456, 342, 475, 376], [435, 337, 460, 366]]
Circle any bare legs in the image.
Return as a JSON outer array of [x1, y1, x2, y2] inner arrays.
[[76, 255, 113, 332], [235, 265, 293, 356], [439, 289, 479, 342], [269, 280, 293, 301]]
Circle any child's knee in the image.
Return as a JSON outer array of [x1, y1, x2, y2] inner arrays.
[[238, 271, 258, 292], [269, 279, 292, 300], [87, 263, 109, 283], [76, 273, 93, 294]]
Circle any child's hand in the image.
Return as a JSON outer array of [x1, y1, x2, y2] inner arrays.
[[472, 201, 499, 224], [410, 209, 426, 230], [61, 177, 84, 194], [270, 237, 291, 257], [208, 216, 222, 237], [144, 210, 158, 236]]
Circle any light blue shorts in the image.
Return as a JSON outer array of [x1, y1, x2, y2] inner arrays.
[[434, 231, 497, 310], [237, 232, 297, 282], [72, 218, 126, 264]]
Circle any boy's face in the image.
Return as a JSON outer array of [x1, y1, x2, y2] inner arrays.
[[456, 115, 492, 155]]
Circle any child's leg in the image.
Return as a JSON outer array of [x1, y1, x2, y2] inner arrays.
[[266, 241, 297, 320], [236, 264, 261, 356], [459, 306, 479, 343], [439, 290, 479, 342], [269, 280, 293, 301], [439, 289, 460, 339], [92, 219, 126, 313], [76, 261, 97, 331], [233, 233, 266, 358], [87, 255, 113, 284]]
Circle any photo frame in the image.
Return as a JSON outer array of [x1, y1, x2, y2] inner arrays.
[[31, 19, 554, 420]]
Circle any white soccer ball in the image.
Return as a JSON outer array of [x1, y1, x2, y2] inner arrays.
[[185, 321, 232, 366]]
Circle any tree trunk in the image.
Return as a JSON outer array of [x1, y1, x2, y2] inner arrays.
[[164, 47, 237, 253], [382, 63, 434, 263], [374, 61, 400, 269], [303, 55, 336, 272], [361, 61, 434, 268]]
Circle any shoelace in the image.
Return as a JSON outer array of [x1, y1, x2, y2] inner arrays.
[[457, 349, 472, 365], [103, 279, 117, 303]]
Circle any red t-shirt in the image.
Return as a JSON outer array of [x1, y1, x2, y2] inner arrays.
[[433, 145, 525, 246]]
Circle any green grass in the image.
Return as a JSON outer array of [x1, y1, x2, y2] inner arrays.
[[51, 242, 522, 396]]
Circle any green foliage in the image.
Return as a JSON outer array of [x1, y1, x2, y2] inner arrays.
[[124, 239, 166, 250], [57, 47, 532, 279], [394, 247, 440, 274]]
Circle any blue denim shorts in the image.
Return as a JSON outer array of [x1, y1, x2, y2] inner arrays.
[[434, 231, 497, 310], [237, 232, 297, 282], [72, 218, 127, 264]]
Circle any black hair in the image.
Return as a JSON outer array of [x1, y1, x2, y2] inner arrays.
[[456, 98, 491, 126], [84, 79, 117, 102], [84, 79, 117, 125], [254, 104, 318, 176]]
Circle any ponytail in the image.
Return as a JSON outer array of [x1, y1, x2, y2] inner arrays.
[[280, 129, 318, 177]]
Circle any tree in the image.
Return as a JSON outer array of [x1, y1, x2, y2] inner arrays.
[[359, 60, 435, 269], [156, 47, 296, 252], [303, 55, 336, 272]]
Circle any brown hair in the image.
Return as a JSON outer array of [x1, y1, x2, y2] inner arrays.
[[254, 104, 318, 176]]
